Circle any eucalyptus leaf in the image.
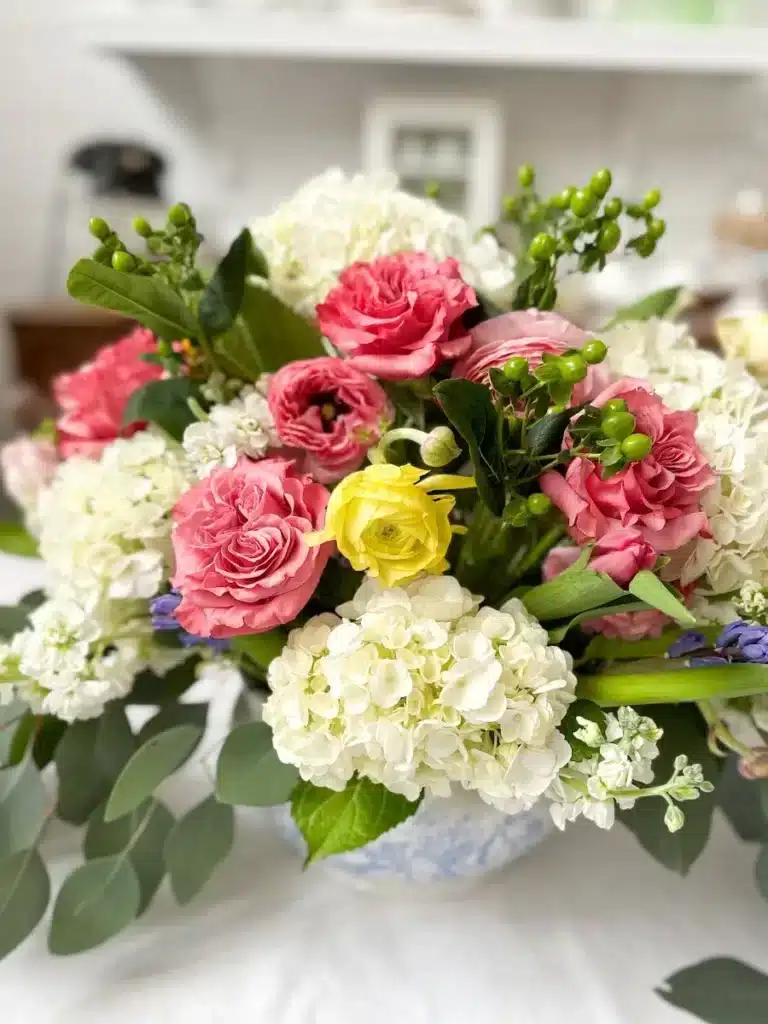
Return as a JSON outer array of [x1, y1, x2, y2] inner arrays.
[[0, 701, 27, 767], [0, 758, 48, 861], [128, 656, 201, 705], [199, 228, 252, 337], [48, 855, 141, 956], [0, 522, 38, 558], [523, 570, 625, 623], [31, 716, 68, 770], [67, 259, 200, 342], [291, 777, 421, 865], [628, 570, 696, 625], [757, 844, 768, 901], [164, 795, 235, 905], [55, 720, 111, 826], [231, 631, 287, 673], [0, 604, 30, 640], [0, 849, 50, 961], [216, 722, 298, 807], [105, 725, 203, 822], [657, 957, 768, 1024], [137, 702, 208, 747], [606, 286, 683, 328], [122, 377, 206, 442], [717, 756, 768, 843], [95, 703, 137, 784]]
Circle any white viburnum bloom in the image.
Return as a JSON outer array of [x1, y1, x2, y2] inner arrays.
[[37, 431, 189, 602], [183, 383, 277, 479], [252, 169, 517, 315], [263, 576, 576, 813]]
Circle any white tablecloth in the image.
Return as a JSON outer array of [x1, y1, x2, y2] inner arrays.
[[2, 553, 767, 1024]]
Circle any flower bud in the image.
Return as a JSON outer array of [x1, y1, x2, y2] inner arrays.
[[738, 748, 768, 780], [663, 804, 685, 833], [420, 426, 460, 468], [89, 217, 111, 241], [168, 203, 190, 227]]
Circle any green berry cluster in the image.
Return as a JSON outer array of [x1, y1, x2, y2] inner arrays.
[[569, 397, 654, 478], [490, 337, 607, 412]]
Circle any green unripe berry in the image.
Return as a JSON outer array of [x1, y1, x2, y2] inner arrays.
[[570, 189, 597, 219], [549, 192, 569, 210], [89, 217, 111, 241], [528, 232, 557, 262], [621, 432, 653, 461], [634, 236, 657, 259], [111, 251, 137, 273], [503, 356, 529, 382], [132, 216, 153, 238], [559, 353, 588, 384], [602, 411, 636, 441], [92, 245, 112, 265], [582, 339, 608, 365], [560, 186, 576, 205], [603, 398, 627, 415], [527, 493, 552, 517], [424, 181, 440, 200], [597, 221, 621, 254], [503, 195, 519, 218], [643, 188, 662, 210], [648, 218, 666, 241], [167, 202, 190, 227], [590, 168, 613, 198], [603, 197, 623, 219], [517, 163, 535, 188], [147, 236, 163, 254]]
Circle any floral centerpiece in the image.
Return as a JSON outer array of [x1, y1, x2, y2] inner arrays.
[[1, 165, 767, 978]]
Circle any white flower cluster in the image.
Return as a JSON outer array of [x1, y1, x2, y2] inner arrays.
[[605, 318, 768, 595], [263, 576, 576, 814], [182, 382, 276, 479], [252, 169, 517, 315], [38, 431, 189, 602], [549, 706, 662, 830]]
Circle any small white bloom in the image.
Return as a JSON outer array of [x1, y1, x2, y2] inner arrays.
[[182, 383, 276, 479]]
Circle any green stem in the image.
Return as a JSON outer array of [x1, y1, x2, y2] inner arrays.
[[577, 664, 768, 707], [368, 427, 427, 465], [511, 524, 565, 582]]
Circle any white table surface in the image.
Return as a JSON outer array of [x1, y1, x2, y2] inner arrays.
[[1, 553, 767, 1024]]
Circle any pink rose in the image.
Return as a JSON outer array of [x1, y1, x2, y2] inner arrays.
[[316, 252, 477, 380], [268, 357, 391, 483], [452, 310, 611, 403], [584, 609, 669, 642], [171, 457, 331, 638], [54, 328, 163, 459], [543, 528, 657, 589], [541, 378, 715, 554], [0, 435, 58, 514]]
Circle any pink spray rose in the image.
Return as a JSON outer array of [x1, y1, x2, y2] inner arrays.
[[452, 310, 611, 403], [0, 434, 58, 517], [316, 252, 477, 380], [171, 457, 331, 638], [268, 357, 391, 483], [54, 328, 163, 459], [541, 377, 715, 554]]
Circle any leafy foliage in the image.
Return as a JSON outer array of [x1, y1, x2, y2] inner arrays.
[[0, 522, 38, 558], [123, 377, 207, 442], [627, 570, 695, 625], [199, 228, 253, 337], [216, 722, 298, 807], [0, 849, 50, 961], [164, 796, 235, 905], [105, 724, 202, 822], [607, 285, 683, 328], [49, 855, 141, 956], [0, 758, 48, 862], [523, 569, 625, 623], [657, 958, 768, 1024]]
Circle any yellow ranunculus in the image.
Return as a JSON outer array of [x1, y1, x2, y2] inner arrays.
[[306, 463, 471, 587]]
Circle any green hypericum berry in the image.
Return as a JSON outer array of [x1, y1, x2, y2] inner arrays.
[[132, 216, 153, 238], [635, 236, 657, 258], [603, 398, 627, 415], [503, 195, 519, 217], [111, 251, 137, 273], [602, 411, 636, 441], [527, 493, 552, 517], [559, 353, 588, 383], [503, 356, 529, 382], [582, 339, 608, 365], [549, 192, 569, 210], [603, 197, 623, 219], [648, 218, 667, 240], [517, 163, 535, 188], [621, 432, 653, 461], [590, 168, 613, 198], [570, 189, 597, 219], [643, 189, 662, 210], [597, 221, 621, 254], [424, 181, 441, 199], [88, 217, 111, 241], [168, 203, 190, 227], [528, 232, 557, 262], [92, 245, 112, 265]]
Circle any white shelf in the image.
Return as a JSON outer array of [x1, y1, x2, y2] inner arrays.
[[76, 11, 768, 74]]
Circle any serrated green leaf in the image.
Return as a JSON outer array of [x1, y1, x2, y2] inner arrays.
[[164, 795, 235, 905], [0, 522, 38, 558], [231, 631, 287, 672], [0, 604, 30, 640], [0, 758, 49, 861], [606, 286, 683, 328], [0, 848, 50, 961], [216, 722, 298, 807], [523, 569, 625, 623], [122, 377, 206, 441], [199, 228, 252, 337], [628, 570, 695, 625], [49, 855, 141, 956], [105, 724, 202, 822], [291, 777, 421, 865], [128, 655, 201, 705], [657, 957, 768, 1024], [137, 702, 208, 746], [67, 259, 200, 342]]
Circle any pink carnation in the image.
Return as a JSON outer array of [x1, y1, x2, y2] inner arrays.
[[584, 609, 669, 642], [54, 328, 163, 459], [543, 528, 657, 589], [316, 252, 477, 380], [171, 457, 331, 638], [452, 310, 610, 403], [541, 377, 715, 555], [268, 357, 391, 483]]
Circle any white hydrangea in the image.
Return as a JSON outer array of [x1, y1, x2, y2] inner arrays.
[[263, 575, 576, 814], [37, 431, 189, 602], [183, 382, 276, 479], [252, 169, 517, 315], [605, 318, 768, 596], [549, 706, 662, 830]]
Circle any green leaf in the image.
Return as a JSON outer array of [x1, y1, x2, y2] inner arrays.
[[757, 844, 768, 902], [0, 701, 28, 767], [524, 409, 574, 460], [433, 378, 504, 516], [128, 655, 201, 705], [0, 758, 48, 862], [137, 702, 208, 746], [19, 589, 46, 612], [620, 705, 718, 875], [657, 957, 768, 1024], [523, 569, 625, 623], [7, 712, 35, 766], [67, 259, 200, 342], [628, 570, 695, 625], [199, 228, 252, 337], [0, 604, 30, 640], [717, 757, 768, 843], [291, 777, 421, 865], [31, 716, 68, 770], [95, 703, 137, 784], [583, 626, 720, 662], [55, 720, 110, 826], [559, 699, 608, 761], [122, 377, 205, 441], [105, 724, 203, 822], [48, 855, 141, 955], [85, 800, 175, 915], [606, 286, 683, 328], [216, 722, 298, 807], [164, 795, 235, 905], [578, 663, 768, 706], [231, 631, 287, 673], [0, 522, 38, 558], [0, 849, 50, 961]]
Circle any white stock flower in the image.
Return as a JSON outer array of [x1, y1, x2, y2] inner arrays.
[[252, 169, 517, 315], [182, 382, 276, 479], [263, 576, 576, 812]]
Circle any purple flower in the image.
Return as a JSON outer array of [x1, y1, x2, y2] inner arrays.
[[718, 620, 768, 665], [668, 632, 709, 660], [149, 590, 229, 653]]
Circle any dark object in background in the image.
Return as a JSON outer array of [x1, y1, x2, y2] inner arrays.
[[69, 142, 165, 199]]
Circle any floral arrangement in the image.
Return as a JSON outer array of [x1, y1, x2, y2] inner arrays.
[[1, 165, 767, 979]]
